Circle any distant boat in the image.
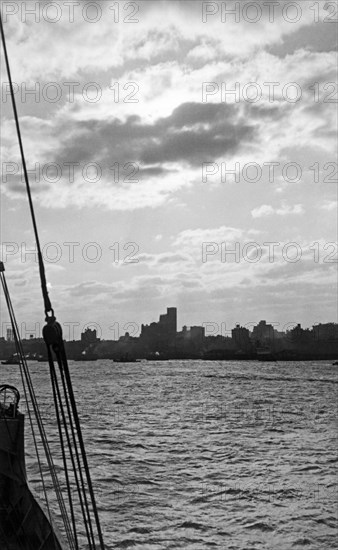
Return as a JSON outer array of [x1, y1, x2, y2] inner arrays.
[[23, 352, 37, 361], [114, 355, 136, 363], [332, 361, 338, 366], [73, 356, 98, 361], [1, 354, 20, 365], [256, 347, 277, 362], [146, 351, 165, 361], [73, 351, 98, 361]]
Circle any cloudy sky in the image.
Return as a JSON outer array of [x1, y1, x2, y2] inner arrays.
[[0, 0, 337, 339]]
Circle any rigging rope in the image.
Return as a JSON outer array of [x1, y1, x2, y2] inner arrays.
[[0, 12, 106, 550], [49, 360, 80, 549], [45, 327, 103, 549], [0, 14, 52, 321], [53, 352, 97, 548]]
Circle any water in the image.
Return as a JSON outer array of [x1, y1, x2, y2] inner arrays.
[[1, 360, 337, 549]]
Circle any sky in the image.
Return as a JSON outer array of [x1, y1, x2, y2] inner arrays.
[[0, 0, 337, 340]]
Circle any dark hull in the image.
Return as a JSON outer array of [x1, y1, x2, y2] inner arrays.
[[0, 414, 66, 549], [73, 357, 98, 361]]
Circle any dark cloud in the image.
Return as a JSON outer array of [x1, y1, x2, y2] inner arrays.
[[158, 102, 235, 128], [269, 22, 338, 58], [261, 259, 335, 282], [52, 102, 255, 178], [248, 105, 285, 119], [1, 174, 50, 196]]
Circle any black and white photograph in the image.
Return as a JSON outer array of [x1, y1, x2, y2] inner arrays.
[[0, 1, 337, 548]]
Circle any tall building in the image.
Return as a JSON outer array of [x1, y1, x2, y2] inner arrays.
[[140, 307, 177, 352], [232, 324, 250, 350], [159, 307, 177, 334], [81, 328, 99, 345], [251, 320, 275, 344], [312, 323, 338, 341], [6, 328, 14, 342]]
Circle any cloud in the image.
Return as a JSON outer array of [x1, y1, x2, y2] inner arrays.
[[251, 203, 304, 218], [173, 226, 245, 251], [276, 203, 304, 216], [52, 102, 254, 169], [251, 204, 275, 218], [136, 252, 190, 267], [1, 0, 318, 81], [2, 102, 256, 210], [321, 200, 337, 211], [268, 20, 338, 57], [156, 253, 189, 264]]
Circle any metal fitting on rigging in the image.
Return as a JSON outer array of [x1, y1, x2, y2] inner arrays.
[[43, 320, 63, 347]]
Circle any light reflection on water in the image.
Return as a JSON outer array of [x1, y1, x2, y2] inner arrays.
[[2, 360, 337, 549]]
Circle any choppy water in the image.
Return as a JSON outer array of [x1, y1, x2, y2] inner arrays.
[[2, 360, 337, 549]]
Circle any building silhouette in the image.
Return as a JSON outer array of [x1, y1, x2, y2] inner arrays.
[[140, 307, 177, 353], [232, 324, 250, 351], [1, 307, 337, 361], [251, 320, 275, 345], [81, 328, 99, 345], [313, 323, 338, 341], [175, 325, 205, 357]]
